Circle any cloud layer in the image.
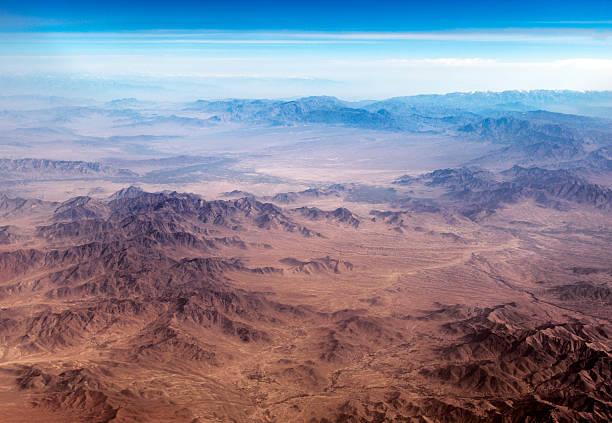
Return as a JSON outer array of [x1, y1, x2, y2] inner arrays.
[[1, 30, 611, 99]]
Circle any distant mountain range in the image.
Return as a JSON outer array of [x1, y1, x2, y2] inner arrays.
[[393, 165, 612, 219], [0, 158, 137, 181], [186, 96, 402, 130], [186, 90, 612, 129], [2, 90, 612, 190], [368, 90, 612, 112], [182, 92, 612, 172]]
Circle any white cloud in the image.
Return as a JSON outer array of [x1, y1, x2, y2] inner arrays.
[[2, 29, 611, 45], [2, 55, 612, 100], [1, 30, 612, 99]]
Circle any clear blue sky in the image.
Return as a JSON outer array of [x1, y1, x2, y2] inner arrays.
[[1, 1, 611, 99], [2, 0, 612, 31]]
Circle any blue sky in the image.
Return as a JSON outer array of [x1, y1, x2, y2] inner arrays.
[[1, 1, 611, 99], [2, 0, 612, 31]]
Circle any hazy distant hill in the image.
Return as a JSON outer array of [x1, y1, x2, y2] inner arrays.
[[368, 90, 612, 113], [0, 158, 137, 181], [186, 96, 402, 130]]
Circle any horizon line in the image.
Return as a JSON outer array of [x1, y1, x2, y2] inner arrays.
[[4, 88, 612, 104]]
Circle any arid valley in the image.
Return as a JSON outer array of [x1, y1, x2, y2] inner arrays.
[[0, 92, 611, 422]]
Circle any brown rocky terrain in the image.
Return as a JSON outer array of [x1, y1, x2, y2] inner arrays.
[[0, 185, 610, 423]]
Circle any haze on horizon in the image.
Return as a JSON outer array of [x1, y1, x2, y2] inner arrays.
[[1, 0, 612, 100]]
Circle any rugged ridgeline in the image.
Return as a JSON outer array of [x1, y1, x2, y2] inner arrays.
[[0, 193, 57, 218], [2, 92, 612, 196], [0, 190, 328, 421], [186, 91, 612, 131], [454, 112, 612, 170], [179, 92, 612, 152], [227, 164, 611, 223], [185, 96, 402, 130], [413, 303, 612, 422], [0, 187, 610, 422], [0, 158, 137, 181], [392, 165, 612, 220], [0, 156, 254, 186]]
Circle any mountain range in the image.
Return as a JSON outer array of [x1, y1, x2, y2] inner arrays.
[[0, 90, 611, 422]]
